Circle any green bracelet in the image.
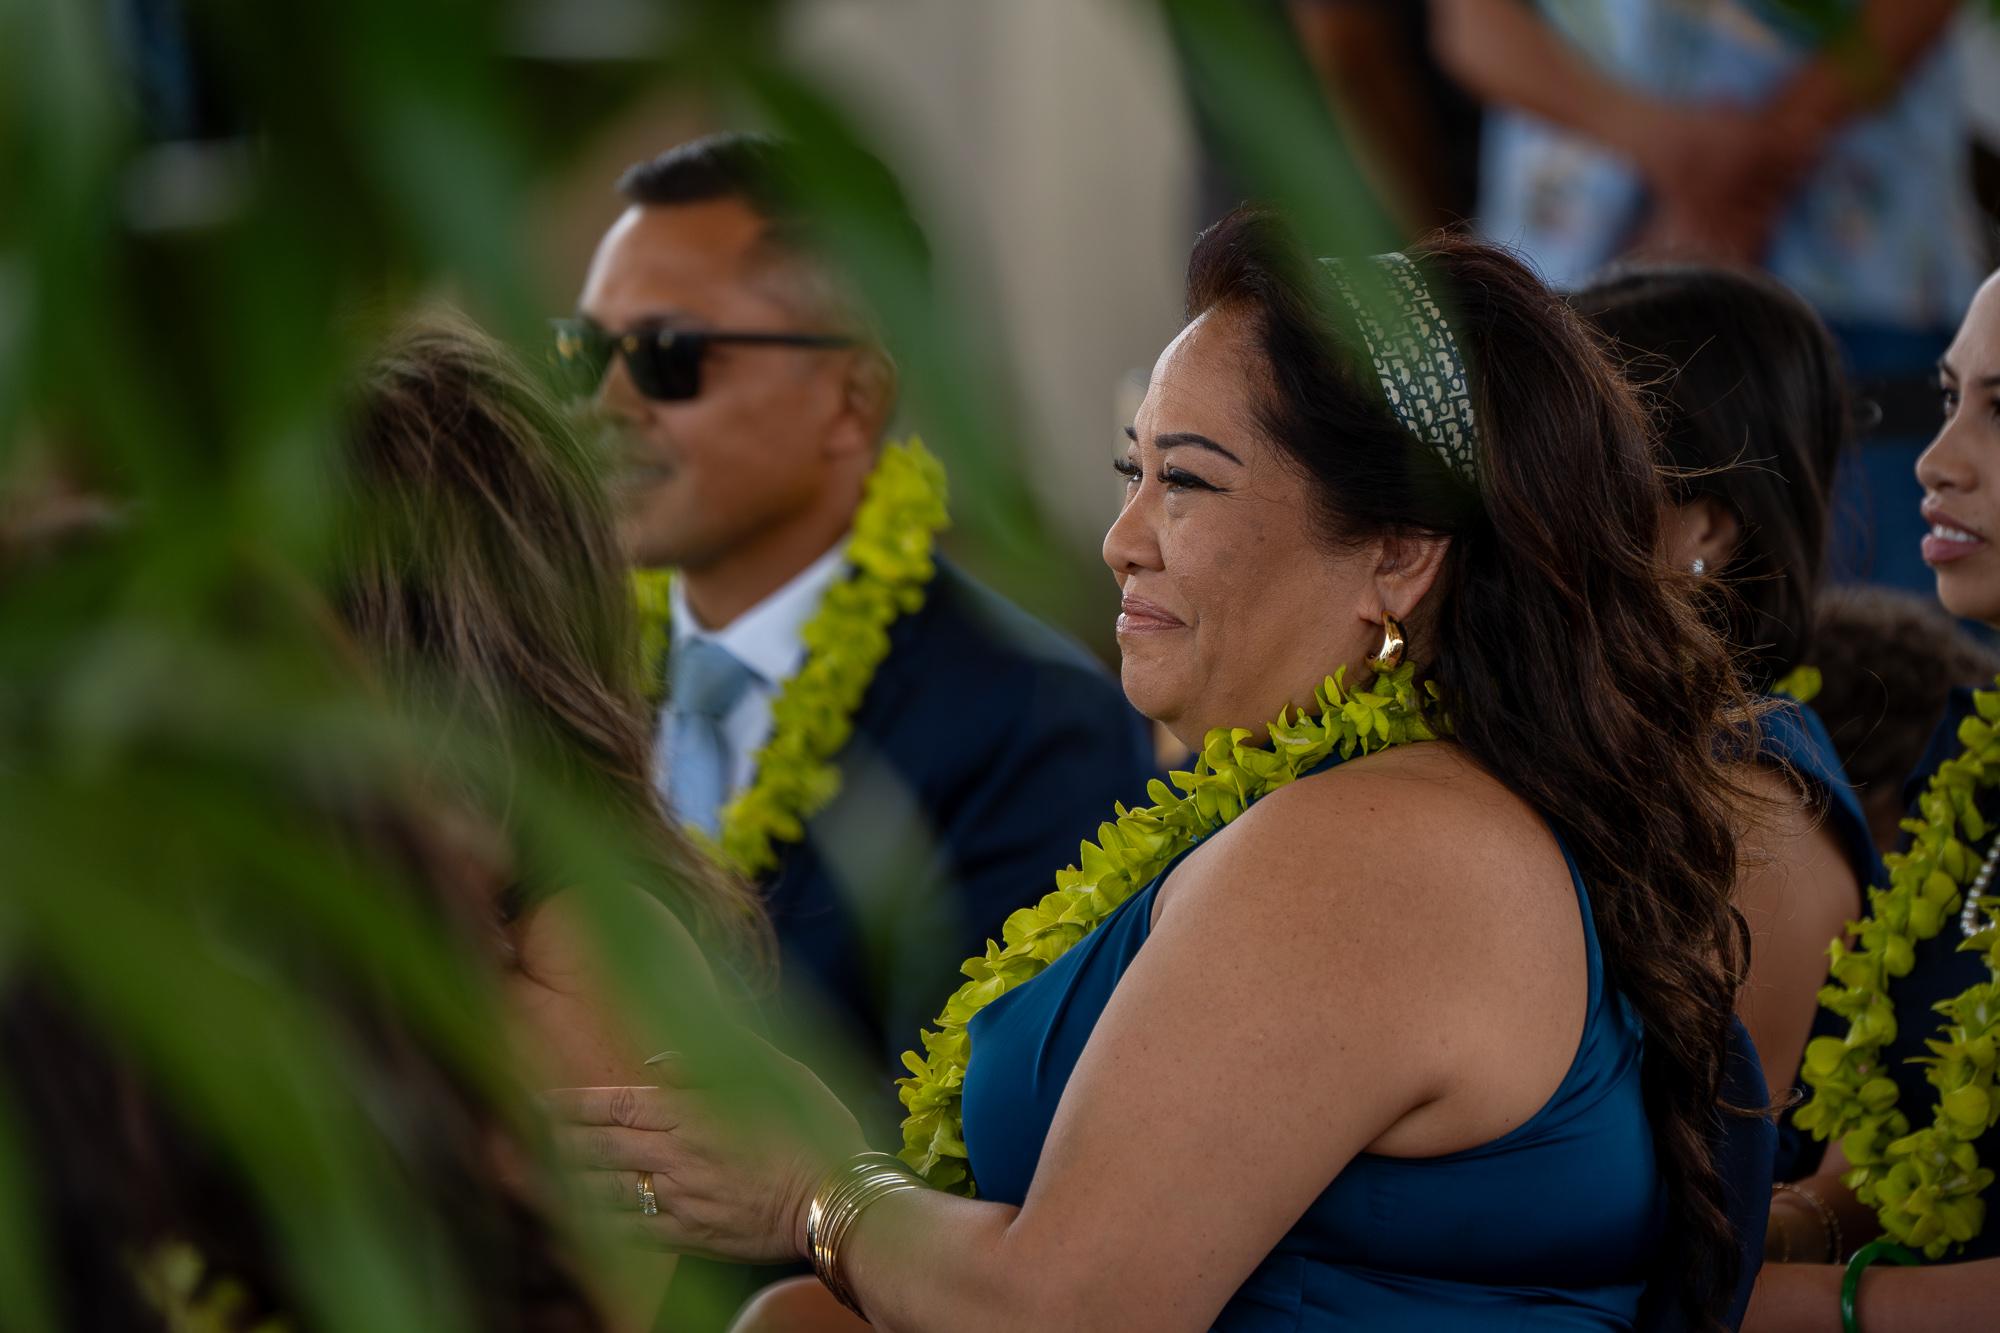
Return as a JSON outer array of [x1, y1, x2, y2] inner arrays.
[[1839, 1238, 1920, 1333]]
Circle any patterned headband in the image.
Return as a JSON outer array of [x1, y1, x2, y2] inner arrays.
[[1321, 253, 1480, 484]]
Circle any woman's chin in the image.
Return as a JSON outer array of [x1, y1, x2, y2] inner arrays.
[[1934, 563, 2000, 626], [1118, 662, 1186, 736]]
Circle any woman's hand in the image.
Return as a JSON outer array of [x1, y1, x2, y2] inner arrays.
[[546, 1040, 867, 1265]]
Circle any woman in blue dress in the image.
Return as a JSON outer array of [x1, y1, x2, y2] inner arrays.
[[1742, 271, 2000, 1330], [1573, 267, 1878, 1182], [560, 212, 1771, 1330]]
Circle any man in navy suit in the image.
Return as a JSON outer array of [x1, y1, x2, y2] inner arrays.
[[567, 132, 1154, 1091]]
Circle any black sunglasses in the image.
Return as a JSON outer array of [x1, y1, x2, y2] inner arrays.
[[550, 317, 856, 403]]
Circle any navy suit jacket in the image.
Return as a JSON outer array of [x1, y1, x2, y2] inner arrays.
[[754, 557, 1155, 1077]]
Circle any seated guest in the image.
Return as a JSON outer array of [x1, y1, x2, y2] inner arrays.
[[2, 315, 762, 1332], [1810, 585, 2000, 855], [344, 316, 774, 1325], [1573, 267, 1872, 1180], [341, 314, 767, 1022], [557, 210, 1776, 1330], [559, 132, 1154, 1073], [1747, 268, 2000, 1330]]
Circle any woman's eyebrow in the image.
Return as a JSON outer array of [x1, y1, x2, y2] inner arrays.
[[1941, 357, 2000, 388], [1122, 425, 1244, 465]]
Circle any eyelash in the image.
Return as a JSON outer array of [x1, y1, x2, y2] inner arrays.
[[1939, 387, 2000, 423], [1112, 458, 1216, 492]]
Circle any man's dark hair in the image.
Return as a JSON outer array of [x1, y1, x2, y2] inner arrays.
[[615, 131, 930, 318]]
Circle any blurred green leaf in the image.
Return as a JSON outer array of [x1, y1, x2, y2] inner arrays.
[[0, 1, 1417, 1328], [0, 1088, 57, 1333]]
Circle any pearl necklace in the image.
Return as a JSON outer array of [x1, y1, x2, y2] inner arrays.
[[1962, 835, 2000, 937]]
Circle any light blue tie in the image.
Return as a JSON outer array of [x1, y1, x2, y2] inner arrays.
[[663, 637, 757, 837]]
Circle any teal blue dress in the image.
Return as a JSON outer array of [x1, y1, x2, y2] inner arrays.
[[960, 751, 1771, 1330]]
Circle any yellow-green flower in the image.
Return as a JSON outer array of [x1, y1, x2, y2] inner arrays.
[[1796, 673, 2000, 1258], [1772, 664, 1822, 705]]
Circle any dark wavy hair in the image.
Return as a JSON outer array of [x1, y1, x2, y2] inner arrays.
[[1186, 209, 1754, 1327], [1570, 265, 1850, 691]]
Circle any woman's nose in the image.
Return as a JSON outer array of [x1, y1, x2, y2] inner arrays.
[[1102, 487, 1163, 578], [1917, 417, 1976, 497]]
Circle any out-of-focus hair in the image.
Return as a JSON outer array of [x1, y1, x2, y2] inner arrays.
[[1812, 586, 2000, 849], [1571, 265, 1850, 692], [337, 314, 772, 973]]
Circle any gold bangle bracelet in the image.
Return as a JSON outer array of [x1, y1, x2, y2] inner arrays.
[[1772, 1182, 1844, 1264], [1767, 1193, 1793, 1265], [804, 1152, 924, 1317]]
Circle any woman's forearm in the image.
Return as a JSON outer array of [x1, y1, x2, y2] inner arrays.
[[835, 1188, 1156, 1333], [836, 1189, 1040, 1333], [1747, 1257, 2000, 1333], [1767, 0, 1960, 146], [1427, 0, 1659, 159]]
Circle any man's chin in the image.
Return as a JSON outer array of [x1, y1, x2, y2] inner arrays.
[[615, 481, 693, 567], [621, 531, 688, 572], [617, 510, 682, 570]]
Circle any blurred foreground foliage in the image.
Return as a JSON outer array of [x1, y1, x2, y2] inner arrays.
[[0, 0, 1391, 1328]]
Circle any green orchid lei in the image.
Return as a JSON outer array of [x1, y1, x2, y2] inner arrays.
[[632, 437, 950, 879], [896, 660, 1447, 1194], [1795, 675, 2000, 1259]]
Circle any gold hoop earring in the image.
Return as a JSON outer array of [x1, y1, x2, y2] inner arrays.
[[1375, 612, 1406, 669]]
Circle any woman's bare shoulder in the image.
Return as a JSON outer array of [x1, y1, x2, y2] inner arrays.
[[1165, 741, 1579, 967]]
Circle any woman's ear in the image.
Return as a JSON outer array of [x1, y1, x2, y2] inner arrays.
[[1372, 531, 1452, 622], [1666, 497, 1742, 574]]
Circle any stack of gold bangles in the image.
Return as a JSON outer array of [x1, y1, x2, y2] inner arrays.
[[1769, 1181, 1841, 1263], [805, 1151, 925, 1316]]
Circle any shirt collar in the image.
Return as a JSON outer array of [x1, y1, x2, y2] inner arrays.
[[667, 539, 849, 687]]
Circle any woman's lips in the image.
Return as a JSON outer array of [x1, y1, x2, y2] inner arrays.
[[1923, 509, 1989, 565], [1116, 595, 1185, 635]]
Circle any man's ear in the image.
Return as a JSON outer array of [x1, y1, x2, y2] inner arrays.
[[829, 346, 898, 458]]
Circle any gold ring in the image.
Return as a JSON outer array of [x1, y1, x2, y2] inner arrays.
[[636, 1171, 658, 1217]]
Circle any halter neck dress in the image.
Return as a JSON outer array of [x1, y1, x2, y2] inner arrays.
[[959, 746, 1772, 1330]]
